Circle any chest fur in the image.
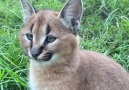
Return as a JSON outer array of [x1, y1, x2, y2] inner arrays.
[[29, 68, 79, 90]]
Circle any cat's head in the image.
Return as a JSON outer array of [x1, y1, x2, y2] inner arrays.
[[19, 0, 83, 63]]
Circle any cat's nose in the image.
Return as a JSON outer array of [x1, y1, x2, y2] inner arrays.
[[30, 47, 42, 58]]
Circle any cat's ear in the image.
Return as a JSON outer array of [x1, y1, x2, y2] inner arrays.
[[20, 0, 36, 23], [58, 0, 83, 31]]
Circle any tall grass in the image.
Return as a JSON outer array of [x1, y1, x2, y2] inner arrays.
[[0, 0, 129, 89]]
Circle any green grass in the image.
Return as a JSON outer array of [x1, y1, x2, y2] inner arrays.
[[0, 0, 129, 89]]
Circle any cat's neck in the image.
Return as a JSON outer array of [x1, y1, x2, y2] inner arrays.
[[29, 49, 80, 75]]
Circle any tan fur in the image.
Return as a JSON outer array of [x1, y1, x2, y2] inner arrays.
[[19, 0, 129, 90]]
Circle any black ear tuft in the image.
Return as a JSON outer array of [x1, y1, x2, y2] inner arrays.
[[71, 18, 79, 30], [34, 7, 38, 13]]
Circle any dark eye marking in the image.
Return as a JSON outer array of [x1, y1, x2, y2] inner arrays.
[[46, 24, 51, 35], [26, 33, 33, 41], [30, 23, 34, 32]]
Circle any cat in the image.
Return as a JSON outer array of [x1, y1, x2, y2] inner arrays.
[[19, 0, 129, 90]]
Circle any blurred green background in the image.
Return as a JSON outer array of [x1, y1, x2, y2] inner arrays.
[[0, 0, 129, 89]]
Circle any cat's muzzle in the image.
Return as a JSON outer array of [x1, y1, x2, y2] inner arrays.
[[42, 52, 53, 61]]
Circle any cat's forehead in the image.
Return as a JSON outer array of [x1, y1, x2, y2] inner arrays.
[[33, 10, 59, 24], [25, 10, 58, 33], [22, 10, 73, 37], [30, 11, 69, 32], [35, 11, 58, 26]]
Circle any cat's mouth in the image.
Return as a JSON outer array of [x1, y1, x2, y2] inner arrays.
[[28, 51, 53, 61], [42, 52, 53, 61]]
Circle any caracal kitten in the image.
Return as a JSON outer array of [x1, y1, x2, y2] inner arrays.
[[19, 0, 129, 90]]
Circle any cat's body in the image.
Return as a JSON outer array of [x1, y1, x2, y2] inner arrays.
[[19, 0, 129, 90], [29, 50, 129, 90]]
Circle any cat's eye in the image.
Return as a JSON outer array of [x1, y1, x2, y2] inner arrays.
[[46, 35, 57, 43], [26, 33, 33, 41]]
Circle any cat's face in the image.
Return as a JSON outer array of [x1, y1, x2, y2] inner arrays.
[[20, 11, 78, 62], [19, 0, 83, 62]]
